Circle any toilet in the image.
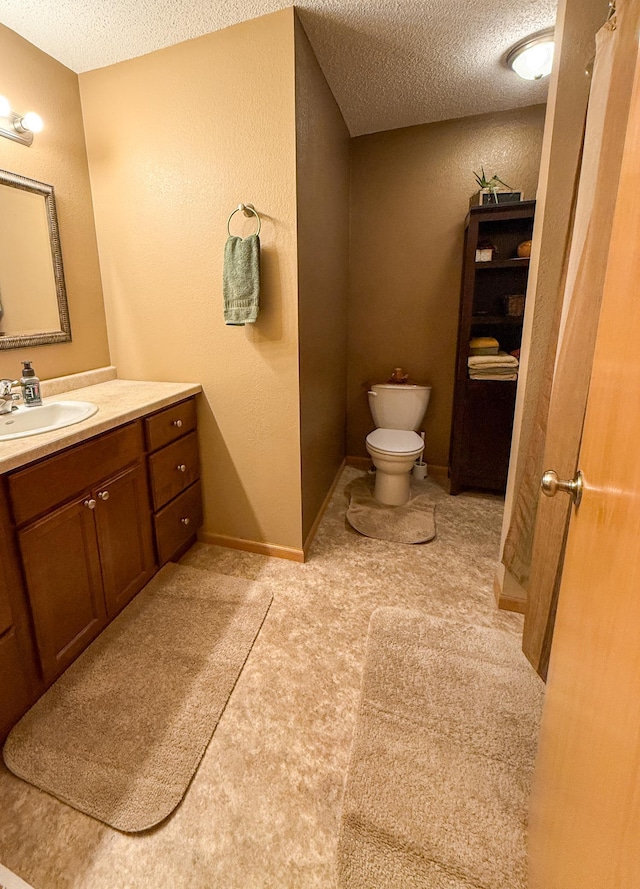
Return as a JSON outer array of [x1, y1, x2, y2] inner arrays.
[[365, 383, 432, 506]]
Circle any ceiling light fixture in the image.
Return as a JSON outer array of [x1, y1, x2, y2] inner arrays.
[[506, 29, 555, 81], [0, 96, 44, 147]]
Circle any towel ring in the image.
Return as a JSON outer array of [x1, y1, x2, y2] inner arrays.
[[227, 203, 261, 238]]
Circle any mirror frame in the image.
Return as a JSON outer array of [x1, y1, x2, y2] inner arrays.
[[0, 169, 71, 350]]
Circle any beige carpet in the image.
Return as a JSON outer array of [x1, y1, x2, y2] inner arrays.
[[3, 563, 272, 833], [337, 607, 544, 889], [345, 476, 437, 544], [0, 469, 531, 889]]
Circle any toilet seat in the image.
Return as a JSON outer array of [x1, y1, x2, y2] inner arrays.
[[366, 428, 424, 455]]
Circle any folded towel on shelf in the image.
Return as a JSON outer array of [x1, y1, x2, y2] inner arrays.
[[468, 351, 519, 369], [223, 233, 260, 326], [468, 351, 519, 381], [470, 365, 518, 374], [469, 372, 518, 381]]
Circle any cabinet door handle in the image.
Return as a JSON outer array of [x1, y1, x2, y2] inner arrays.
[[97, 490, 110, 501], [172, 419, 183, 428], [177, 464, 187, 472], [84, 498, 97, 510], [181, 517, 190, 525]]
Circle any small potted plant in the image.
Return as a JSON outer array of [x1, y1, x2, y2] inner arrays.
[[471, 168, 523, 206]]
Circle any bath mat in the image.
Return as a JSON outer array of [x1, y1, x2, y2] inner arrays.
[[336, 608, 544, 889], [3, 563, 272, 833], [345, 476, 436, 544]]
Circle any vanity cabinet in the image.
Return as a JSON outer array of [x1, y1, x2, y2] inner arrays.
[[0, 390, 202, 736], [11, 422, 156, 684]]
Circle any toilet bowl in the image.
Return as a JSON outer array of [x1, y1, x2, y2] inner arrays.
[[365, 383, 432, 506]]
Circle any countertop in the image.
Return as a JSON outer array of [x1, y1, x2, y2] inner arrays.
[[0, 378, 202, 473]]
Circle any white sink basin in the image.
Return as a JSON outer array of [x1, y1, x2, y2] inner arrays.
[[0, 401, 98, 441]]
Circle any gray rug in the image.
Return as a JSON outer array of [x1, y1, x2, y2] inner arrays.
[[3, 563, 272, 833], [336, 608, 544, 888], [345, 476, 436, 544]]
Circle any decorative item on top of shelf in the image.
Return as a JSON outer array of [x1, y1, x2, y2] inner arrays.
[[504, 294, 526, 317], [471, 168, 523, 207], [475, 237, 496, 262], [517, 239, 533, 258]]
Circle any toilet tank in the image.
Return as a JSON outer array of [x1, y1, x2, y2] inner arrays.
[[368, 383, 432, 430]]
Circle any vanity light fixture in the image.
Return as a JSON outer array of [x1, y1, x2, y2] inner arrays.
[[0, 95, 44, 147], [506, 29, 555, 81]]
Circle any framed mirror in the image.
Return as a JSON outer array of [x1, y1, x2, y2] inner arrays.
[[0, 169, 71, 349]]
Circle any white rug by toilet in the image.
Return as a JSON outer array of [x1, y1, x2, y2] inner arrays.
[[345, 476, 436, 544]]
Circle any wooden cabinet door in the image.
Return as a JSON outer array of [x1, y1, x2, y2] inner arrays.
[[93, 462, 156, 619], [457, 380, 517, 491], [0, 482, 38, 739], [19, 497, 106, 684]]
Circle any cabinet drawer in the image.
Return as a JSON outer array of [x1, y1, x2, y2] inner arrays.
[[148, 431, 200, 511], [145, 398, 197, 453], [9, 422, 144, 527], [154, 481, 202, 565]]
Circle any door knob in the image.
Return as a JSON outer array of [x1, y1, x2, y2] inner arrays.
[[84, 498, 97, 510], [177, 464, 186, 472], [541, 470, 584, 507], [97, 490, 110, 501]]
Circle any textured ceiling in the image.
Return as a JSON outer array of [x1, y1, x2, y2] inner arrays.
[[0, 0, 557, 136]]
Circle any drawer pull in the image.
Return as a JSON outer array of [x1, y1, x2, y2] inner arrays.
[[177, 464, 187, 472], [97, 490, 110, 501], [172, 419, 183, 428], [181, 517, 190, 526], [84, 498, 96, 510]]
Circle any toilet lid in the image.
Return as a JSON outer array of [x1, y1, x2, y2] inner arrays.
[[366, 428, 424, 454]]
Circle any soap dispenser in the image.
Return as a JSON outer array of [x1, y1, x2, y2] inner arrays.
[[20, 361, 42, 406]]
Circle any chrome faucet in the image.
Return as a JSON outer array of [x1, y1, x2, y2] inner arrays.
[[0, 380, 20, 414]]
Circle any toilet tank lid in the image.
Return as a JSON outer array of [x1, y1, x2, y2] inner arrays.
[[371, 383, 431, 390]]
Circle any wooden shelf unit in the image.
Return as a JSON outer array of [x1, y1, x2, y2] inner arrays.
[[449, 201, 535, 494]]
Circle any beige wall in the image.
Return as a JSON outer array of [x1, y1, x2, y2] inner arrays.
[[80, 10, 303, 551], [347, 105, 546, 466], [0, 24, 109, 381], [294, 16, 350, 545]]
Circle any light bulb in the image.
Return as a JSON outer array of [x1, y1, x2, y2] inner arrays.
[[20, 111, 44, 133], [0, 95, 10, 117], [506, 30, 555, 81], [511, 41, 554, 80]]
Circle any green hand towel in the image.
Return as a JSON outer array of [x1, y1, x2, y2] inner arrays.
[[223, 234, 260, 326]]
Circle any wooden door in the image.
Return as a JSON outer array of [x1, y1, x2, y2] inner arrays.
[[94, 462, 155, 619], [528, 37, 640, 888], [19, 496, 105, 684]]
